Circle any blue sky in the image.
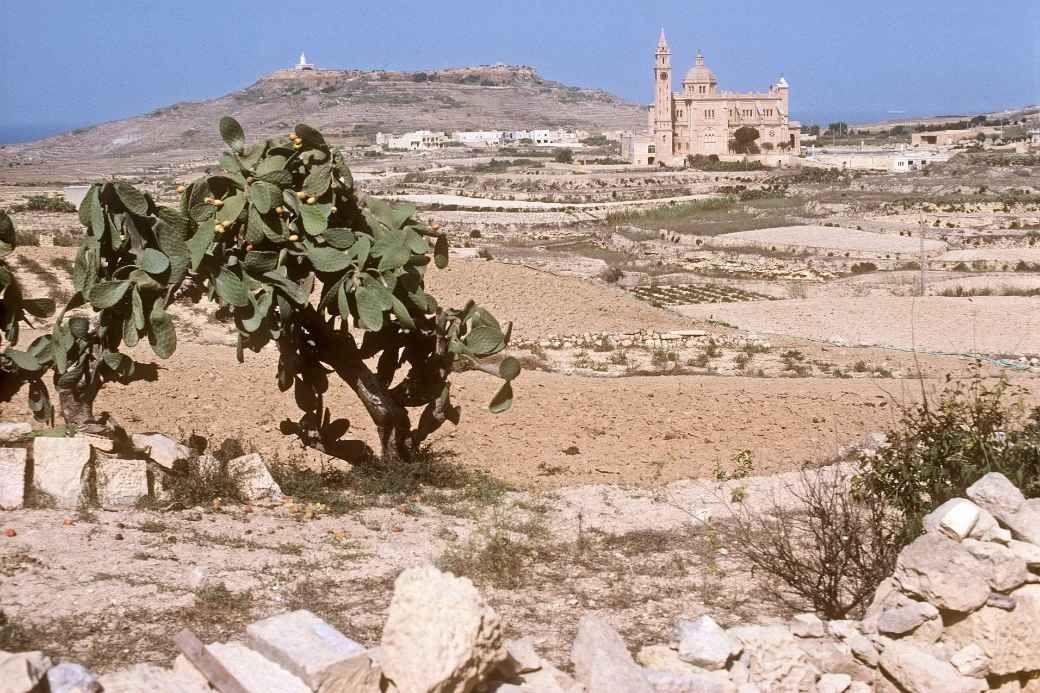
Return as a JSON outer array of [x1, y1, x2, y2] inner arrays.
[[1, 0, 1038, 142]]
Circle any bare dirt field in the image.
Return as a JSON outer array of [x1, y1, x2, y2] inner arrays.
[[711, 225, 947, 254], [677, 295, 1040, 356]]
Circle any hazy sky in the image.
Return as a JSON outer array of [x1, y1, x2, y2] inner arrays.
[[1, 0, 1038, 141]]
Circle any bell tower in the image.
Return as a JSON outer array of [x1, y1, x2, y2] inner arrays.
[[653, 28, 674, 163]]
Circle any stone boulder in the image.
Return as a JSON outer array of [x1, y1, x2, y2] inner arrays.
[[877, 638, 985, 693], [892, 533, 991, 612], [227, 454, 282, 502], [381, 565, 505, 693], [0, 422, 31, 442], [676, 616, 740, 670], [94, 458, 149, 509], [726, 624, 817, 692], [0, 650, 52, 693], [967, 472, 1025, 521], [943, 583, 1040, 676], [571, 614, 653, 693], [131, 433, 191, 469]]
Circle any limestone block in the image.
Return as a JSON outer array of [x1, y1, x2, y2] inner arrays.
[[816, 673, 852, 693], [132, 433, 190, 469], [641, 667, 735, 693], [95, 458, 149, 509], [878, 638, 985, 693], [789, 613, 825, 638], [227, 454, 282, 501], [495, 638, 543, 680], [1004, 499, 1040, 546], [317, 653, 383, 693], [950, 644, 990, 678], [892, 533, 991, 612], [381, 565, 505, 693], [1007, 539, 1040, 567], [963, 539, 1029, 592], [676, 616, 739, 670], [966, 472, 1025, 521], [174, 641, 309, 693], [0, 448, 27, 509], [876, 601, 938, 636], [0, 422, 31, 442], [33, 436, 91, 508], [46, 661, 101, 692], [727, 624, 818, 692], [571, 614, 653, 693], [246, 609, 365, 689], [943, 584, 1040, 676], [941, 501, 981, 540], [97, 663, 213, 693], [0, 650, 52, 693]]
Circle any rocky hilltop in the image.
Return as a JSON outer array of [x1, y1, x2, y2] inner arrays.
[[0, 64, 646, 163]]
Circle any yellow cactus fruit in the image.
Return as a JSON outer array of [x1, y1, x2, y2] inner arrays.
[[175, 185, 186, 193], [306, 196, 316, 205], [288, 234, 299, 241], [296, 191, 307, 200], [275, 206, 285, 215]]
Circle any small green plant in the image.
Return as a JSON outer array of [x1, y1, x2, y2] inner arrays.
[[651, 348, 678, 367], [608, 348, 628, 366], [854, 375, 1040, 543], [704, 339, 723, 358], [714, 449, 754, 502]]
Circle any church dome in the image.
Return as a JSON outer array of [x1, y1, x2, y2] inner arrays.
[[683, 51, 715, 83]]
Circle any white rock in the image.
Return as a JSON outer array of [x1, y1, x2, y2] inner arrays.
[[940, 501, 981, 540], [943, 583, 1040, 676], [790, 613, 825, 638], [0, 448, 27, 509], [381, 565, 505, 693], [246, 609, 365, 689], [878, 638, 985, 693], [962, 539, 1029, 592], [816, 673, 852, 693], [1006, 538, 1040, 567], [949, 644, 989, 678], [572, 614, 653, 693], [132, 433, 191, 469], [174, 641, 309, 693], [0, 650, 52, 693], [46, 661, 102, 692], [496, 638, 543, 679], [641, 667, 735, 693], [726, 624, 817, 692], [893, 533, 991, 613], [227, 453, 282, 501], [676, 616, 739, 670], [97, 663, 213, 692], [876, 601, 938, 636], [33, 436, 91, 508], [966, 472, 1025, 520], [0, 422, 31, 442]]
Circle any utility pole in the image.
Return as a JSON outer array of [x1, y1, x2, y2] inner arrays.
[[919, 218, 927, 297]]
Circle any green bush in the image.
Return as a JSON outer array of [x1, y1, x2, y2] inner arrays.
[[853, 376, 1040, 542]]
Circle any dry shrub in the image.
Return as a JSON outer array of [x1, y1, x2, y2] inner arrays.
[[725, 466, 901, 619]]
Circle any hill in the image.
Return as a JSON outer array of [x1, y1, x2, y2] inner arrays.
[[0, 64, 647, 163]]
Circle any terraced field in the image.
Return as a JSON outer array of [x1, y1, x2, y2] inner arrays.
[[628, 283, 776, 307]]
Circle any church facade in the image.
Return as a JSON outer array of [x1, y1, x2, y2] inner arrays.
[[648, 31, 800, 165]]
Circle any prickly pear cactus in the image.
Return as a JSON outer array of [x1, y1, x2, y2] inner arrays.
[[0, 118, 519, 462]]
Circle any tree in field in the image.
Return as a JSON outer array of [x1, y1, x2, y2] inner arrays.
[[0, 119, 520, 465], [554, 148, 574, 164], [731, 126, 760, 154]]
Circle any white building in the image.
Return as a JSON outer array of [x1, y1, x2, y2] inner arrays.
[[451, 131, 505, 147], [620, 134, 656, 166], [376, 130, 449, 150], [295, 52, 314, 71], [505, 129, 582, 146]]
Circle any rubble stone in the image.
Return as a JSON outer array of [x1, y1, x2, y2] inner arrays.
[[677, 616, 739, 670], [790, 613, 825, 638], [0, 650, 52, 693], [33, 436, 91, 508], [878, 638, 985, 693], [727, 624, 817, 692], [816, 673, 852, 693], [0, 422, 31, 442], [0, 448, 27, 509], [246, 609, 366, 689], [381, 565, 505, 693], [226, 453, 282, 501], [132, 433, 191, 469], [944, 584, 1040, 675], [893, 533, 991, 612], [876, 601, 938, 636], [46, 662, 102, 692], [97, 663, 213, 693], [317, 653, 384, 693], [950, 644, 990, 678], [572, 614, 653, 693], [967, 472, 1026, 520]]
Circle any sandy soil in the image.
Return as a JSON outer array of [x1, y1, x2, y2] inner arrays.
[[426, 259, 693, 340], [677, 296, 1040, 356], [711, 225, 946, 254]]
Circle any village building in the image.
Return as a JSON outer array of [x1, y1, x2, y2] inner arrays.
[[294, 52, 314, 71], [644, 30, 800, 165], [375, 130, 449, 150]]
